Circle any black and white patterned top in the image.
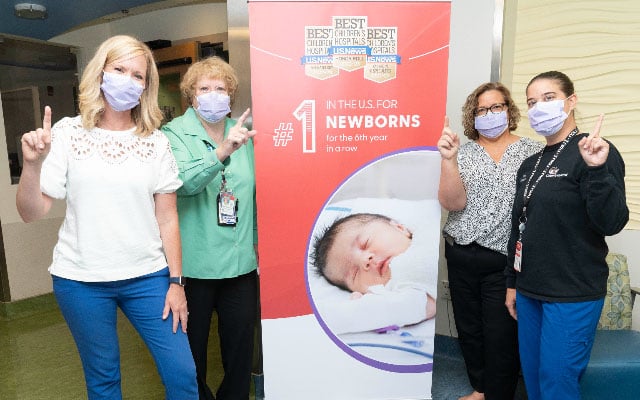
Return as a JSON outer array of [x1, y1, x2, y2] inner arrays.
[[443, 137, 543, 255]]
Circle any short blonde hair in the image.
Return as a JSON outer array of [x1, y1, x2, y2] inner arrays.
[[78, 35, 162, 137], [180, 57, 238, 106]]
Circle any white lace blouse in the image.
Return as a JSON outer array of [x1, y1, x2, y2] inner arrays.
[[41, 116, 182, 282]]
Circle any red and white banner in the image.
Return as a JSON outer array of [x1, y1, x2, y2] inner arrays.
[[249, 1, 450, 398]]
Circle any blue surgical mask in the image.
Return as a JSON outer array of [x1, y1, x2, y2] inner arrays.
[[528, 98, 571, 137], [195, 92, 231, 123], [100, 71, 144, 112], [474, 110, 508, 139]]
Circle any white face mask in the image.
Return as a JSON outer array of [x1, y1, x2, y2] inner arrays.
[[527, 97, 572, 137], [100, 71, 144, 112], [195, 92, 231, 123], [474, 110, 508, 139]]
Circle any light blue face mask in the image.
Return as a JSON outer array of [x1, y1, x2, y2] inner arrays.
[[195, 92, 231, 123], [474, 110, 508, 139], [528, 98, 571, 137], [100, 71, 144, 112]]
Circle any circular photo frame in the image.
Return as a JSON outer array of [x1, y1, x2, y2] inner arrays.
[[305, 148, 441, 372]]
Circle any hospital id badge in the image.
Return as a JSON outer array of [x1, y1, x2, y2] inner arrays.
[[217, 189, 238, 226], [513, 240, 523, 272]]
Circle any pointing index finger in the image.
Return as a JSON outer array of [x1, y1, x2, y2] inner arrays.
[[444, 116, 450, 129], [235, 108, 251, 128], [590, 113, 604, 138], [43, 106, 52, 132]]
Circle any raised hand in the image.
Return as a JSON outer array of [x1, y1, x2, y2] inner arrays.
[[578, 113, 609, 167], [218, 108, 257, 161], [437, 116, 460, 161], [21, 106, 52, 165], [16, 106, 54, 222]]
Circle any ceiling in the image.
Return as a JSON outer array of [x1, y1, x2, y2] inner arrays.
[[0, 0, 222, 41]]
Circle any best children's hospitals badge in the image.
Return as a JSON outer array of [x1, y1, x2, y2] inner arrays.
[[331, 16, 368, 72], [364, 27, 398, 83], [304, 25, 339, 80], [301, 16, 400, 83]]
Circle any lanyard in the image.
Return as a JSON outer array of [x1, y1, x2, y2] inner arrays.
[[518, 127, 578, 233], [220, 169, 227, 191]]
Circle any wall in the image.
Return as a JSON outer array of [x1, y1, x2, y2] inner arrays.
[[0, 37, 85, 300], [227, 1, 252, 120]]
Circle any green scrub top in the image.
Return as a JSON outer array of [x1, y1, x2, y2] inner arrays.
[[162, 107, 257, 279]]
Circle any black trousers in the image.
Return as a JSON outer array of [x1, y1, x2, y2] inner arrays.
[[445, 241, 520, 400], [185, 270, 258, 400]]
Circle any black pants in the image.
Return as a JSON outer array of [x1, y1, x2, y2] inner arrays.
[[185, 270, 258, 400], [445, 241, 520, 400]]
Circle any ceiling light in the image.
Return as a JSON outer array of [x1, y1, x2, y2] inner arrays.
[[14, 3, 48, 20]]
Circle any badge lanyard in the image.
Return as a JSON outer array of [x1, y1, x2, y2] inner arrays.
[[217, 170, 238, 226], [513, 127, 578, 272], [203, 139, 239, 227]]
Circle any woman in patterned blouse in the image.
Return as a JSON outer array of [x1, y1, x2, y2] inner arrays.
[[437, 82, 542, 400]]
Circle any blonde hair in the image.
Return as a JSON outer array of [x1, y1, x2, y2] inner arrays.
[[78, 35, 162, 137], [180, 56, 238, 106]]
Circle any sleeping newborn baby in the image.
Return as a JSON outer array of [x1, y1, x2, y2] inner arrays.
[[312, 213, 436, 334]]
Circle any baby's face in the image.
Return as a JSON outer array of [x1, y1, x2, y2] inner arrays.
[[325, 218, 412, 293]]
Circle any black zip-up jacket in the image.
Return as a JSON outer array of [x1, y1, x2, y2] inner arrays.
[[505, 132, 629, 302]]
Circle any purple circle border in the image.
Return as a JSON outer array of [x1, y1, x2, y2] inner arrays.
[[304, 146, 438, 373]]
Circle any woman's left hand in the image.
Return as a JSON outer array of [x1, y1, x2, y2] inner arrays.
[[578, 114, 609, 167], [163, 285, 189, 333]]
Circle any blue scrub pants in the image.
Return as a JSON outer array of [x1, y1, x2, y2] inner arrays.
[[53, 268, 198, 400], [516, 292, 604, 400]]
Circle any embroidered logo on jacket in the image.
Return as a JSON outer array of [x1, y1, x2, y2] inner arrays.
[[546, 166, 568, 178]]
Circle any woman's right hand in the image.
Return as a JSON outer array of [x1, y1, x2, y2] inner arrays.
[[21, 106, 52, 165], [16, 106, 54, 223], [505, 288, 517, 320], [437, 116, 460, 161]]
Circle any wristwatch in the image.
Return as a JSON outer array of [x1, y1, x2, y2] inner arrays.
[[169, 276, 186, 287]]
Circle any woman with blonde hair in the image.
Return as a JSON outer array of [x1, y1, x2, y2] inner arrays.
[[162, 56, 258, 400], [16, 35, 198, 400]]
